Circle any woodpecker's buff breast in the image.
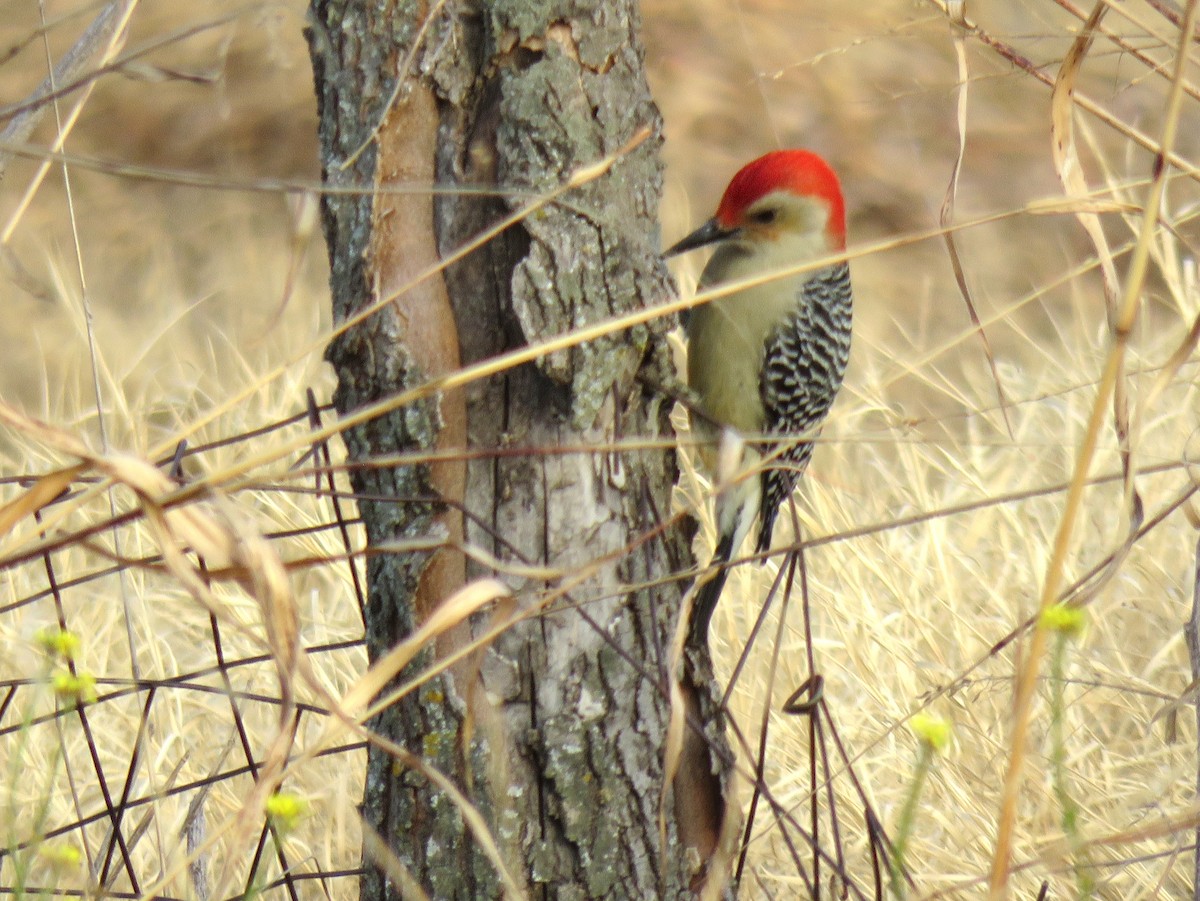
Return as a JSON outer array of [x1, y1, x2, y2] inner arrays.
[[666, 149, 853, 641]]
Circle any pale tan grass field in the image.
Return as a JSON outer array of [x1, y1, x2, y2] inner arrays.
[[1, 0, 1198, 897]]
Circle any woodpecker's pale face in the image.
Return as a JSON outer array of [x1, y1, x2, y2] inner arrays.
[[665, 149, 846, 266], [717, 189, 838, 272]]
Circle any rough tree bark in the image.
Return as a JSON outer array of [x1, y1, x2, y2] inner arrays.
[[307, 1, 730, 898]]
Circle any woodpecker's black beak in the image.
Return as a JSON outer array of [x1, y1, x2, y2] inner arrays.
[[664, 218, 738, 258]]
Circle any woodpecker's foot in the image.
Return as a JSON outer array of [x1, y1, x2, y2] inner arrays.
[[636, 369, 696, 409]]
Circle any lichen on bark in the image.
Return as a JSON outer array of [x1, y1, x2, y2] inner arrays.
[[492, 2, 672, 429]]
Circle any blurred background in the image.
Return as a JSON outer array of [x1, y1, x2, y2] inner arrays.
[[2, 0, 1199, 896]]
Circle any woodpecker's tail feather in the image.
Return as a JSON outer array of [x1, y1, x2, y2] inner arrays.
[[754, 479, 781, 555], [689, 529, 737, 645]]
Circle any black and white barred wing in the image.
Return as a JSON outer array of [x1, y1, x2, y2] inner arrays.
[[755, 263, 853, 553]]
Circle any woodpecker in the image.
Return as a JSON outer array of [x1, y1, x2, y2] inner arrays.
[[666, 150, 852, 643]]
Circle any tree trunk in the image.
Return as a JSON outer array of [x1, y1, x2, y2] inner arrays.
[[307, 2, 730, 897]]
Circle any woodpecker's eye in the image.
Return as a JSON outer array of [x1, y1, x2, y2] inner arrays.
[[750, 208, 778, 225]]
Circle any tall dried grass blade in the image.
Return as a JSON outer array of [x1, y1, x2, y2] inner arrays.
[[989, 2, 1200, 895], [367, 729, 528, 899], [1049, 0, 1143, 529], [941, 19, 1013, 438], [361, 823, 433, 901]]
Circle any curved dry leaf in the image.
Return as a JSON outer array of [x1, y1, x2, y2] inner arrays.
[[1051, 2, 1119, 321], [341, 578, 511, 714], [0, 465, 83, 538], [213, 493, 300, 716], [659, 590, 693, 863], [101, 453, 238, 567]]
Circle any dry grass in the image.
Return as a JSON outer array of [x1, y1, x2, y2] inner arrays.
[[1, 0, 1199, 898]]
